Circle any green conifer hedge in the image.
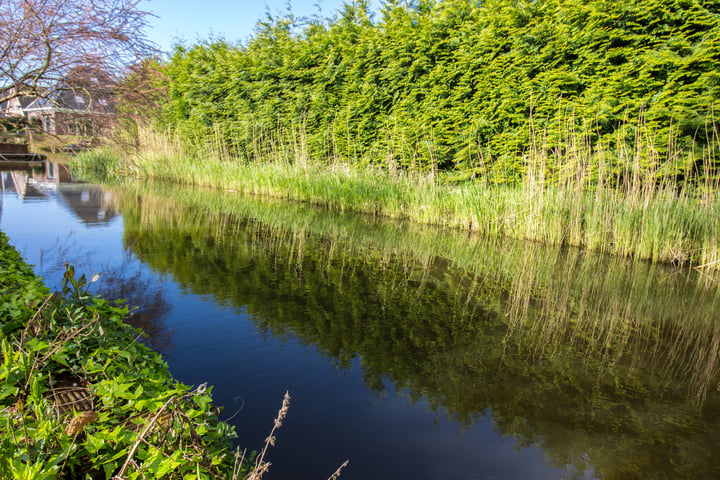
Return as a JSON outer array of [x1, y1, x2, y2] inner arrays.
[[158, 0, 720, 183]]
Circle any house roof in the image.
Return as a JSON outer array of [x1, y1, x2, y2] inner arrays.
[[17, 67, 116, 116], [18, 96, 36, 109], [0, 85, 39, 116], [24, 88, 114, 115], [23, 96, 52, 112]]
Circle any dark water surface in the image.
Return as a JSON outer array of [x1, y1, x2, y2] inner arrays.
[[2, 169, 720, 480]]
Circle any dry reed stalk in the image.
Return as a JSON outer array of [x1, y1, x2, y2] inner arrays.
[[21, 312, 99, 394], [245, 391, 291, 480], [232, 448, 247, 480], [327, 460, 349, 480], [112, 395, 176, 480], [19, 293, 57, 342], [694, 259, 720, 271]]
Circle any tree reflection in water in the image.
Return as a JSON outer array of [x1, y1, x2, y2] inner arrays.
[[96, 264, 173, 353], [108, 181, 720, 480], [31, 231, 173, 353]]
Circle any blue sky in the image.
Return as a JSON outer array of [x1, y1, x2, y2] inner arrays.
[[142, 0, 374, 54]]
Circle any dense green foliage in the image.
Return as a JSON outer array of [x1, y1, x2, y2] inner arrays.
[[159, 0, 720, 181], [103, 181, 720, 479], [0, 232, 241, 479], [93, 0, 720, 270]]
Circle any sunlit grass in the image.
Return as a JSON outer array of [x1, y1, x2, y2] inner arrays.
[[74, 125, 720, 269]]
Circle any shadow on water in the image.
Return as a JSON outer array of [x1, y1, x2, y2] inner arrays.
[[97, 181, 720, 479]]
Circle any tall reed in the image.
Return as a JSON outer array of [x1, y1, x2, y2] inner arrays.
[[74, 117, 720, 268]]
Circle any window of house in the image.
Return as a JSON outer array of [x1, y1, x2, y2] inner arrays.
[[99, 99, 108, 106], [43, 115, 52, 134], [75, 95, 84, 103]]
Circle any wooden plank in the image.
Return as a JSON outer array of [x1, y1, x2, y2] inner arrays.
[[0, 143, 30, 154], [0, 152, 47, 161], [0, 160, 45, 169]]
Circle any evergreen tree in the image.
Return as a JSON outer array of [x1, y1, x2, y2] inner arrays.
[[158, 0, 720, 183]]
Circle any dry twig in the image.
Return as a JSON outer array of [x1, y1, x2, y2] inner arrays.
[[327, 460, 350, 480], [245, 391, 291, 480]]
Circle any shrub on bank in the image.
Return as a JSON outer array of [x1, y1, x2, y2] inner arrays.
[[0, 231, 242, 479], [157, 0, 720, 179]]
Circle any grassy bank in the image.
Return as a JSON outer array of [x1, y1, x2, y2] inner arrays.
[[74, 126, 720, 269], [0, 231, 247, 479]]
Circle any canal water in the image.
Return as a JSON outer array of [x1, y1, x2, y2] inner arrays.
[[2, 167, 720, 480]]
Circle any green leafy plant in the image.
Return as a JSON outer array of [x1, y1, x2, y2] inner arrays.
[[0, 234, 241, 479]]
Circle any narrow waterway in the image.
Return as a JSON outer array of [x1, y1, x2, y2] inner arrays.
[[2, 167, 720, 480]]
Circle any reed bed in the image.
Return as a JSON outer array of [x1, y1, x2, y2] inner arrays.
[[74, 124, 720, 269]]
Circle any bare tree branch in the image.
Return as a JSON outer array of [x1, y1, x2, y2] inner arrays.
[[0, 0, 155, 103]]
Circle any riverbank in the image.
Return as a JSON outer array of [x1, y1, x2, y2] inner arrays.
[[73, 131, 719, 269], [0, 231, 243, 478]]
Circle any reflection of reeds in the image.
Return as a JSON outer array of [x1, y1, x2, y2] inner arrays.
[[663, 322, 720, 405], [502, 243, 720, 406], [108, 181, 720, 408]]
